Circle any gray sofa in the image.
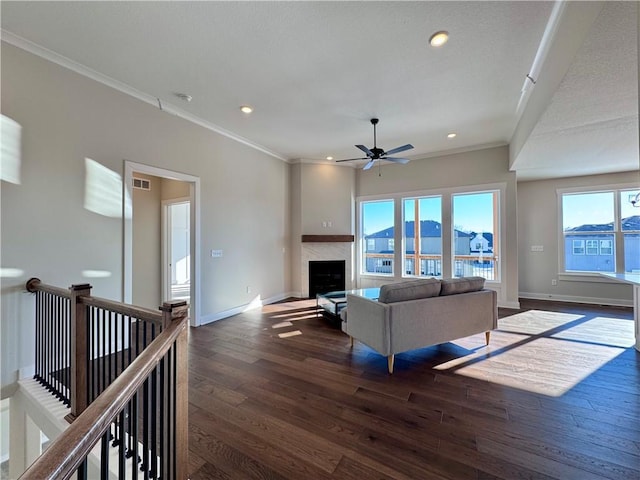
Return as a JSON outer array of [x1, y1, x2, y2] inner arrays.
[[341, 277, 497, 373]]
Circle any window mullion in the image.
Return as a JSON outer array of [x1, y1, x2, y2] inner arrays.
[[614, 190, 625, 273]]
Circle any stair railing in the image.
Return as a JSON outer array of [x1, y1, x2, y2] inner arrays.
[[21, 278, 189, 480]]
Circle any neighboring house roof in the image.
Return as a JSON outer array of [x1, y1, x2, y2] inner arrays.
[[366, 221, 470, 239], [470, 232, 493, 248], [565, 215, 640, 232]]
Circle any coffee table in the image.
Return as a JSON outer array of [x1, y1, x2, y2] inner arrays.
[[316, 288, 380, 325]]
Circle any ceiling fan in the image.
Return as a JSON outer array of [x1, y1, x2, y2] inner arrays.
[[335, 118, 414, 170]]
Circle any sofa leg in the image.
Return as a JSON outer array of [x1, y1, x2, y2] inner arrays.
[[349, 336, 354, 348], [485, 331, 491, 345], [387, 355, 394, 374]]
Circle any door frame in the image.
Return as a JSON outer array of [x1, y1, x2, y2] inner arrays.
[[123, 160, 201, 327]]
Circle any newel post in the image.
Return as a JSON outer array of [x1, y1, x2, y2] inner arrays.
[[160, 300, 189, 479], [67, 283, 92, 423]]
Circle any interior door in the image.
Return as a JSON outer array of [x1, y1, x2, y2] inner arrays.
[[165, 200, 190, 301]]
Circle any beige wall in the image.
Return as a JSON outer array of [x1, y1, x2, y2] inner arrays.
[[161, 177, 190, 200], [1, 43, 291, 391], [518, 171, 639, 304], [300, 163, 355, 234], [355, 146, 519, 307], [132, 172, 161, 309], [289, 163, 355, 294]]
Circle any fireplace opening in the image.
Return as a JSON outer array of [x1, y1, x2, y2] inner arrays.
[[309, 260, 345, 298]]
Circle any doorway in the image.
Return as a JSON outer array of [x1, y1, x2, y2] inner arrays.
[[124, 160, 201, 327]]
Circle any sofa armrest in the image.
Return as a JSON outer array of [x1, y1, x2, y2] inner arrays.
[[343, 294, 392, 355]]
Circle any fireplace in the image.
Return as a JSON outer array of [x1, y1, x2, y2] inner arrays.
[[308, 260, 346, 298]]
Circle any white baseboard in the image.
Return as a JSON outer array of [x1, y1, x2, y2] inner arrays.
[[519, 291, 633, 308], [198, 291, 300, 326], [498, 300, 521, 309]]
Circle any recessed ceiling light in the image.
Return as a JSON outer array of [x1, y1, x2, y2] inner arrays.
[[447, 133, 457, 138], [240, 105, 253, 114], [326, 156, 334, 161], [174, 93, 193, 102], [429, 31, 449, 47]]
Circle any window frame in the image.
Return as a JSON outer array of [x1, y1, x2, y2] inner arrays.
[[558, 184, 639, 278], [401, 195, 443, 279], [359, 198, 395, 277], [357, 183, 505, 285]]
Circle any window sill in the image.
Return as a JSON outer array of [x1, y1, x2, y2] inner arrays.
[[558, 272, 621, 284]]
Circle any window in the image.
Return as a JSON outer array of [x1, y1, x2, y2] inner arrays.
[[452, 191, 499, 280], [600, 239, 613, 255], [585, 240, 598, 255], [561, 188, 639, 273], [572, 240, 585, 255], [358, 185, 503, 283], [621, 189, 640, 273], [403, 196, 442, 277], [361, 200, 394, 275]]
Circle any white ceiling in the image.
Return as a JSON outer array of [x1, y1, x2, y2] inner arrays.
[[1, 1, 638, 180]]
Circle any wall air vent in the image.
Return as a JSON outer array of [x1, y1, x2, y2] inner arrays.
[[133, 177, 151, 191]]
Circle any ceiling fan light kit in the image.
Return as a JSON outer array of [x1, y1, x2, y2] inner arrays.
[[335, 118, 414, 170]]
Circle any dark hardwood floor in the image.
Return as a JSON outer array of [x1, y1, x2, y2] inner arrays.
[[187, 298, 640, 480]]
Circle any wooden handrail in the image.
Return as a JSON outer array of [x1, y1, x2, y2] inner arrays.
[[26, 277, 71, 299], [19, 315, 188, 480], [80, 296, 163, 325], [26, 277, 164, 325]]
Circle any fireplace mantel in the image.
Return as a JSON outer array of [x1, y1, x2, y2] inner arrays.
[[301, 235, 354, 243]]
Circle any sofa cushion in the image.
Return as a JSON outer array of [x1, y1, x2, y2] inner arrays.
[[378, 278, 442, 303], [440, 276, 485, 296]]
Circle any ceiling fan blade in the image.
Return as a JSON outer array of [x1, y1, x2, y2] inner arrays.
[[384, 157, 410, 164], [335, 157, 367, 163], [383, 144, 414, 156], [362, 160, 376, 170], [355, 144, 374, 157]]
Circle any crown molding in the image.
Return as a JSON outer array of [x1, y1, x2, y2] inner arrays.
[[1, 30, 287, 162]]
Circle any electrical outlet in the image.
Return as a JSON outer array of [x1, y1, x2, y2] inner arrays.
[[211, 249, 223, 258], [551, 279, 557, 286], [531, 245, 544, 252], [246, 286, 251, 294]]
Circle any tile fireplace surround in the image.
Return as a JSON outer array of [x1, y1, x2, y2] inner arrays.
[[301, 242, 353, 298]]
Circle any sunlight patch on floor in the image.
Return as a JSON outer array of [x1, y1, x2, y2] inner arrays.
[[551, 316, 635, 348], [272, 321, 294, 329], [435, 310, 633, 397], [278, 330, 302, 339]]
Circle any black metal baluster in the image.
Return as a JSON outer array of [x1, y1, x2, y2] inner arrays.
[[34, 291, 41, 382], [102, 308, 107, 396], [100, 430, 109, 480], [87, 306, 92, 404], [151, 362, 158, 480], [94, 306, 98, 403], [63, 298, 69, 405], [44, 293, 49, 391], [159, 354, 165, 480], [54, 296, 59, 399], [142, 376, 149, 479], [109, 310, 113, 388], [77, 458, 88, 480], [119, 408, 126, 478], [131, 389, 140, 479], [121, 313, 126, 376]]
